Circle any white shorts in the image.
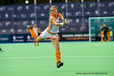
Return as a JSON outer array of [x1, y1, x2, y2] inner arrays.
[[40, 30, 58, 40]]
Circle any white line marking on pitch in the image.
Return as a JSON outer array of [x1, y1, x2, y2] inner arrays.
[[0, 56, 114, 59]]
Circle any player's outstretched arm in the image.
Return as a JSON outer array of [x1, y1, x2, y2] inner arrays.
[[59, 13, 66, 24], [50, 16, 65, 26]]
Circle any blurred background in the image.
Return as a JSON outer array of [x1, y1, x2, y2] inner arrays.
[[0, 0, 114, 43]]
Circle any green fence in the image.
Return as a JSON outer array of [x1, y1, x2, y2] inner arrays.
[[89, 17, 114, 41]]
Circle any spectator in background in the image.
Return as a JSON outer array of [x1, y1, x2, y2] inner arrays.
[[33, 24, 41, 46], [101, 24, 110, 42]]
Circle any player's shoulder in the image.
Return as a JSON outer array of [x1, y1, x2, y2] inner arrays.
[[49, 16, 53, 21], [57, 13, 62, 17], [49, 15, 55, 20], [57, 13, 61, 15], [50, 15, 53, 18]]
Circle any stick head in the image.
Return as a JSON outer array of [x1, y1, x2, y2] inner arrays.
[[62, 6, 64, 9]]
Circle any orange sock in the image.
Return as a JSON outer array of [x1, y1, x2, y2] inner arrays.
[[29, 29, 37, 39], [107, 35, 110, 41], [56, 51, 61, 63]]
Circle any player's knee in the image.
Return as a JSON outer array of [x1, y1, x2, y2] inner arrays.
[[56, 47, 60, 51], [35, 37, 40, 42], [101, 35, 104, 37]]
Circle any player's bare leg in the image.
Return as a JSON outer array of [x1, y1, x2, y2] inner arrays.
[[101, 34, 104, 42], [101, 31, 104, 42], [35, 36, 44, 43], [37, 42, 39, 46], [51, 38, 63, 68], [33, 40, 36, 46]]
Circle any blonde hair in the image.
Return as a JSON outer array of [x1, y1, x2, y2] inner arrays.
[[50, 5, 57, 14], [50, 5, 57, 10]]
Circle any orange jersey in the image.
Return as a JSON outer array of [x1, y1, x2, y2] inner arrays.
[[46, 13, 62, 33]]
